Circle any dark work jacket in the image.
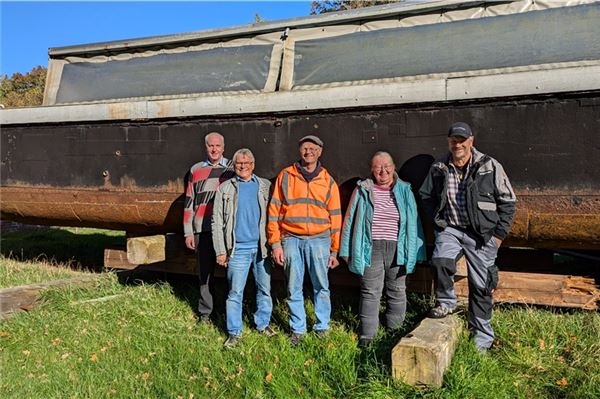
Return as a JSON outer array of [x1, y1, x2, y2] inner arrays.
[[419, 147, 517, 244]]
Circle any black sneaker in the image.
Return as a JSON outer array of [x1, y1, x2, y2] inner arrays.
[[290, 333, 304, 346], [358, 338, 373, 348], [428, 305, 455, 319], [314, 329, 329, 339], [259, 326, 277, 338], [223, 334, 240, 349], [199, 314, 211, 325]]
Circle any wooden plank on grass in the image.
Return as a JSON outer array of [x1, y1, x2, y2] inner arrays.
[[454, 271, 600, 310], [0, 275, 100, 319], [391, 314, 463, 387]]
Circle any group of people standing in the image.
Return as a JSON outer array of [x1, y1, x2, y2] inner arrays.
[[183, 123, 516, 352]]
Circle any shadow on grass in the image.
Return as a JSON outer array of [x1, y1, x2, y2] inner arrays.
[[0, 227, 125, 272]]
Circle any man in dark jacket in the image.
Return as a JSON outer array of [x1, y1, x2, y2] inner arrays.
[[419, 122, 516, 351]]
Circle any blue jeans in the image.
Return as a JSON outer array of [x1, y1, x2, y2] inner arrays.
[[226, 247, 272, 336], [282, 235, 331, 334]]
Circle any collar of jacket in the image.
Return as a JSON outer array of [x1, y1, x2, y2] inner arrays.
[[286, 162, 327, 180], [234, 174, 257, 183]]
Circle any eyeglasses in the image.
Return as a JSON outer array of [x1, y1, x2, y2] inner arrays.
[[371, 164, 394, 171], [235, 162, 253, 167], [301, 147, 320, 153]]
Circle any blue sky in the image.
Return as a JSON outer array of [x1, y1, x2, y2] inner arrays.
[[0, 1, 312, 76]]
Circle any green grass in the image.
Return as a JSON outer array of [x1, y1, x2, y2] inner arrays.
[[1, 228, 599, 398], [0, 257, 87, 288], [0, 227, 125, 271]]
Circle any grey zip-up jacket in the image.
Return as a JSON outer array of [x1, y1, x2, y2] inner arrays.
[[419, 147, 516, 243], [211, 175, 271, 258]]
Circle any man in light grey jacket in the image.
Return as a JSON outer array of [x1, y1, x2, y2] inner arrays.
[[212, 148, 274, 348]]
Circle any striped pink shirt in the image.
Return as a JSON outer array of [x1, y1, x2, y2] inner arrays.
[[371, 184, 399, 241]]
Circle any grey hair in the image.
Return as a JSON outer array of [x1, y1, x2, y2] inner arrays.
[[371, 151, 395, 167], [232, 148, 255, 164], [204, 132, 225, 145]]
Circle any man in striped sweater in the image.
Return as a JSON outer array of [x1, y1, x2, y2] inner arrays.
[[184, 132, 234, 322], [268, 135, 342, 345]]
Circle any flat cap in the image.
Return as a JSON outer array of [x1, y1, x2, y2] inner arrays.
[[298, 135, 324, 147]]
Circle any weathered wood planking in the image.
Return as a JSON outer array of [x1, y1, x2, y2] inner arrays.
[[105, 246, 599, 310], [0, 275, 100, 319]]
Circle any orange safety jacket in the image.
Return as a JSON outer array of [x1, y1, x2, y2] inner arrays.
[[268, 164, 342, 255]]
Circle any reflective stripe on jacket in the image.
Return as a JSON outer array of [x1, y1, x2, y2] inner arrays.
[[267, 164, 342, 255], [339, 177, 426, 276]]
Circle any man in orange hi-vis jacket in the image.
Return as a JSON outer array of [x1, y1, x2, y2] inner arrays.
[[268, 135, 342, 346]]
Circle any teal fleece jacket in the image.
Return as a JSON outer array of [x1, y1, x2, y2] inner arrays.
[[339, 176, 426, 276]]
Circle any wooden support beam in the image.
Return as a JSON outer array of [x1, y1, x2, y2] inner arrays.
[[103, 245, 432, 291], [0, 275, 100, 319], [126, 235, 166, 264], [104, 245, 599, 310], [391, 314, 463, 387]]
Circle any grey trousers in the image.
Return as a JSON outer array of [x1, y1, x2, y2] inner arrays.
[[432, 226, 499, 349], [359, 240, 407, 340]]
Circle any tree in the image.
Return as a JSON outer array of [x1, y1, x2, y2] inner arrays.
[[0, 66, 47, 108], [310, 0, 400, 15]]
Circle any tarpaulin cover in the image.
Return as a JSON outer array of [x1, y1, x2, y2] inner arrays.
[[291, 4, 600, 88], [55, 45, 275, 103]]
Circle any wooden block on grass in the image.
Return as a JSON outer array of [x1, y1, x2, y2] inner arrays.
[[0, 276, 100, 319], [391, 314, 463, 387], [126, 235, 166, 264]]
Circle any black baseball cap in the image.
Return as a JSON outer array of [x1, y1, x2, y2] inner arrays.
[[448, 122, 473, 138]]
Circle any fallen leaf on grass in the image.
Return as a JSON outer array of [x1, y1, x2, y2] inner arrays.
[[61, 352, 70, 360], [265, 371, 273, 383], [0, 331, 10, 338], [90, 353, 98, 362], [304, 359, 314, 366], [556, 377, 568, 387], [539, 339, 546, 350], [101, 347, 108, 353], [570, 335, 577, 342], [142, 372, 150, 380], [22, 350, 31, 356], [52, 338, 60, 345]]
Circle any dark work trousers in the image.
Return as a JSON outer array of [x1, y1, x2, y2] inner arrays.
[[359, 240, 407, 340], [431, 226, 499, 349], [195, 232, 217, 317]]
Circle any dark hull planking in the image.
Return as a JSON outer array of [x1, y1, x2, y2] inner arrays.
[[2, 92, 599, 249]]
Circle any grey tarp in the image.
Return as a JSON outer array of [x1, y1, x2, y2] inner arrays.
[[56, 45, 275, 103], [292, 4, 600, 87]]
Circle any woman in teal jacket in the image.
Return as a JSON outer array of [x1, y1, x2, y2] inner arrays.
[[340, 151, 426, 347]]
